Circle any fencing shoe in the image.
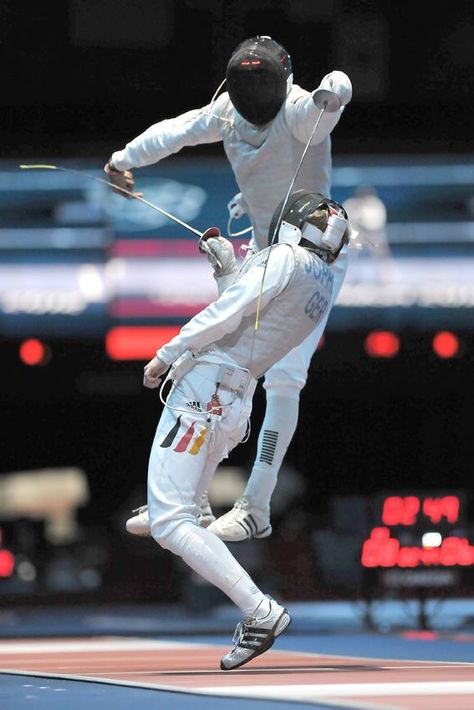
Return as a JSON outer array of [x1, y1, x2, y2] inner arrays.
[[220, 597, 291, 670], [125, 492, 215, 536], [207, 497, 271, 542], [126, 505, 150, 536]]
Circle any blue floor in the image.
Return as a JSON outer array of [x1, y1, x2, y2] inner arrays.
[[0, 674, 335, 710]]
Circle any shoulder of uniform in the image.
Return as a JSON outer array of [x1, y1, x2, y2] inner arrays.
[[286, 84, 311, 104], [208, 92, 233, 117], [272, 242, 298, 263]]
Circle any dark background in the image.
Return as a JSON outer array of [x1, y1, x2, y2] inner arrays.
[[2, 0, 473, 158], [1, 0, 473, 604]]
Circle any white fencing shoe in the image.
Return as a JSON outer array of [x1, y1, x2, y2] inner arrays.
[[125, 493, 215, 537], [220, 597, 291, 670], [207, 497, 271, 542], [126, 505, 151, 536]]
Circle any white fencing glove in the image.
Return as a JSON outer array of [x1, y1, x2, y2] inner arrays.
[[313, 71, 352, 111], [199, 227, 238, 293], [206, 236, 237, 275], [199, 228, 237, 273]]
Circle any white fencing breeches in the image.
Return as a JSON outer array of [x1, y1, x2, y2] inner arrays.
[[148, 360, 255, 540], [147, 361, 266, 615]]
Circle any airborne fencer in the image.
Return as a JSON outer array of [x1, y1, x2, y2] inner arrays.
[[105, 36, 352, 543], [140, 192, 353, 669]]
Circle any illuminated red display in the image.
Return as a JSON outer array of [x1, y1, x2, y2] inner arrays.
[[361, 527, 474, 568], [381, 495, 460, 526], [361, 493, 472, 569], [433, 331, 459, 358], [0, 549, 15, 577], [106, 325, 182, 360], [19, 338, 49, 366], [364, 331, 400, 358]]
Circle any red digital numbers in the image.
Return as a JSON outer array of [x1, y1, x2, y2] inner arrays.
[[381, 496, 420, 526], [381, 495, 460, 526], [422, 496, 459, 524], [361, 527, 474, 568]]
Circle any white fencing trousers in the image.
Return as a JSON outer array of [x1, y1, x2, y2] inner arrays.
[[147, 361, 265, 615]]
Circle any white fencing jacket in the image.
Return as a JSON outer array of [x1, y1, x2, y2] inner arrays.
[[111, 86, 345, 250], [157, 243, 335, 380]]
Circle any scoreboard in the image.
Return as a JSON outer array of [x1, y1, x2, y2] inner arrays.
[[361, 492, 473, 588]]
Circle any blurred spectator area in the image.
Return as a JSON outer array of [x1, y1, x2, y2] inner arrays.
[[1, 154, 474, 339]]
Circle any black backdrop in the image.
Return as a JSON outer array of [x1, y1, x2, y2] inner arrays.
[[2, 0, 474, 507], [2, 0, 473, 158], [1, 0, 473, 601]]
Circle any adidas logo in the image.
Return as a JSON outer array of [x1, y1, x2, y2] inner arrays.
[[186, 401, 202, 411]]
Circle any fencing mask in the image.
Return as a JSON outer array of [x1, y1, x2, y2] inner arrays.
[[225, 36, 292, 126], [269, 190, 350, 263]]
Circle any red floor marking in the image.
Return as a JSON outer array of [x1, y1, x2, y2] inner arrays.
[[1, 637, 473, 710]]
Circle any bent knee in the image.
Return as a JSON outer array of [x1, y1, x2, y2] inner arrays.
[[151, 519, 197, 557], [150, 514, 195, 551]]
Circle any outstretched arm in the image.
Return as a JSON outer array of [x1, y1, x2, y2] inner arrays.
[[109, 97, 227, 172], [287, 71, 352, 145], [104, 97, 228, 197]]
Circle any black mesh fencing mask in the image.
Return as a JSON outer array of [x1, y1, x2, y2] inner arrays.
[[226, 36, 292, 126]]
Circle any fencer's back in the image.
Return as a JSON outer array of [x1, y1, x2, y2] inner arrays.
[[214, 244, 334, 378]]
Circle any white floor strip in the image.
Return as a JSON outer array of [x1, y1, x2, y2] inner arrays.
[[0, 638, 210, 654], [199, 681, 474, 699]]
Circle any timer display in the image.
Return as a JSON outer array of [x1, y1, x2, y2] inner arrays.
[[360, 492, 473, 569], [380, 495, 460, 527]]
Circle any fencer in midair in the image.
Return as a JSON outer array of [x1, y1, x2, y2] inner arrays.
[[106, 36, 352, 542], [141, 192, 353, 669]]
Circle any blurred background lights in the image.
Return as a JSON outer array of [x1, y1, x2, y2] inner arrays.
[[422, 532, 442, 548], [19, 339, 51, 366], [432, 331, 459, 359], [364, 331, 400, 358], [17, 559, 37, 582], [0, 549, 15, 577]]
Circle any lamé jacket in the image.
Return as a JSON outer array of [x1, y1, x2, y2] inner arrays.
[[156, 243, 335, 380], [111, 85, 345, 250]]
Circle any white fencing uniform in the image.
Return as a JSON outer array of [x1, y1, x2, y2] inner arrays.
[[113, 79, 350, 528], [147, 242, 334, 614], [111, 86, 348, 380], [111, 85, 344, 249]]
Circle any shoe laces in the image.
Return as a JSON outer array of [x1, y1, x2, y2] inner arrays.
[[233, 496, 250, 512], [232, 617, 257, 645], [233, 598, 272, 644], [132, 504, 148, 515], [221, 497, 250, 524]]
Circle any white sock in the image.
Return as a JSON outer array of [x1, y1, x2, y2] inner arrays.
[[243, 392, 300, 514], [161, 521, 268, 617]]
